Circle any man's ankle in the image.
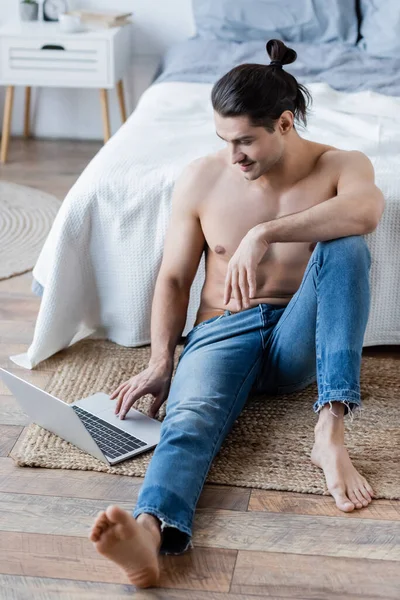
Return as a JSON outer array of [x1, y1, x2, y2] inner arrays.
[[137, 513, 162, 548], [315, 402, 345, 435]]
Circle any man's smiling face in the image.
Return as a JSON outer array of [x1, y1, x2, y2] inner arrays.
[[214, 112, 286, 181]]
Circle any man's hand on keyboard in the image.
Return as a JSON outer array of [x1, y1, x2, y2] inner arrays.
[[110, 362, 174, 420]]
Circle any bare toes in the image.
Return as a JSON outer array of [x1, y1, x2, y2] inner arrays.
[[359, 486, 372, 504], [90, 511, 112, 541], [105, 505, 132, 525], [348, 491, 363, 509], [94, 510, 110, 525], [361, 485, 372, 502], [330, 487, 355, 512], [354, 488, 369, 507], [90, 526, 104, 542], [363, 480, 375, 498]]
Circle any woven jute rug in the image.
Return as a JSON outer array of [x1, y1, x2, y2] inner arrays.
[[10, 339, 400, 499], [0, 181, 61, 281]]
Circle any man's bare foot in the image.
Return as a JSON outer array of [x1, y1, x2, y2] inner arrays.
[[311, 404, 375, 512], [89, 506, 161, 588]]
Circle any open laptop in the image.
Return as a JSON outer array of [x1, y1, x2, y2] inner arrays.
[[0, 368, 162, 465]]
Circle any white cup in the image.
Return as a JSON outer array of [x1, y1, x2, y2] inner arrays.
[[59, 13, 83, 33]]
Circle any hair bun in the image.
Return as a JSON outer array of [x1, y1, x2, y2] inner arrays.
[[266, 39, 297, 67]]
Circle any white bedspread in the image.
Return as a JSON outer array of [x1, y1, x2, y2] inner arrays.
[[10, 81, 400, 369]]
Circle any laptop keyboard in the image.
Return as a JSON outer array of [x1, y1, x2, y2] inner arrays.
[[72, 406, 147, 459]]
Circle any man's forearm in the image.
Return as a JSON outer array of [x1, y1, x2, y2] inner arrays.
[[254, 194, 375, 244], [149, 278, 190, 369]]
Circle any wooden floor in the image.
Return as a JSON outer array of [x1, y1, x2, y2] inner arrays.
[[0, 138, 399, 599]]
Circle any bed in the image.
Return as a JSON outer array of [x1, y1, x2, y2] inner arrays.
[[11, 0, 400, 369]]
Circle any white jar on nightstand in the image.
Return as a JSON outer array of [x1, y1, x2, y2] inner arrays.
[[0, 21, 132, 163]]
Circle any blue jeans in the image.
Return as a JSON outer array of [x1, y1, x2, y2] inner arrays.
[[133, 235, 371, 554]]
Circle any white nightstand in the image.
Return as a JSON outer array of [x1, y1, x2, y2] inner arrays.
[[0, 22, 132, 163]]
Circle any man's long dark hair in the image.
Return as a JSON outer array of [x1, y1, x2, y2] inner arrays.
[[211, 39, 312, 133]]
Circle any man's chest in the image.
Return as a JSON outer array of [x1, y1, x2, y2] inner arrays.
[[199, 174, 337, 261]]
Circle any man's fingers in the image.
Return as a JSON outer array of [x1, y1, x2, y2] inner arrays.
[[115, 383, 130, 405], [119, 388, 143, 419], [149, 396, 164, 419], [115, 384, 134, 413], [231, 269, 242, 310], [110, 381, 127, 400], [247, 270, 256, 299], [239, 268, 250, 307], [224, 270, 232, 305]]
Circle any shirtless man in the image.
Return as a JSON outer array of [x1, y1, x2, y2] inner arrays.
[[88, 39, 385, 588]]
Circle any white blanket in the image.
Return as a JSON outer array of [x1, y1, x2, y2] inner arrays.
[[11, 81, 400, 369]]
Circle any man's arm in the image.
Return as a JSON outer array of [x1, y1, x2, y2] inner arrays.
[[148, 160, 207, 370], [254, 151, 385, 244]]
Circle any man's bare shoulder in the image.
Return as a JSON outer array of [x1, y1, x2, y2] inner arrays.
[[312, 147, 374, 194], [182, 151, 227, 183], [317, 147, 373, 176], [171, 153, 226, 221]]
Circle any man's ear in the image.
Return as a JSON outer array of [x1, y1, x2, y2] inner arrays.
[[278, 110, 294, 134]]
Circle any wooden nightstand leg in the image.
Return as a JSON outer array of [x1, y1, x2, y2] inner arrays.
[[100, 89, 111, 143], [24, 86, 31, 138], [1, 85, 15, 164], [117, 79, 127, 123]]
